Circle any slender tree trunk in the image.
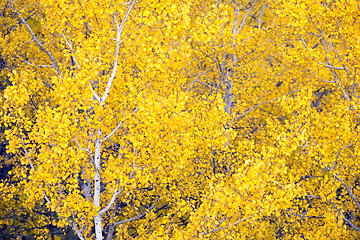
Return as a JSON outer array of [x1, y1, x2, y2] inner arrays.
[[94, 129, 103, 240]]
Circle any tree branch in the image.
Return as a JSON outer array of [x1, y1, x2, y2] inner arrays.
[[236, 90, 300, 119], [206, 213, 255, 236], [100, 1, 135, 105], [335, 176, 360, 211], [70, 217, 86, 240], [113, 198, 158, 227], [103, 110, 127, 141], [9, 1, 62, 77], [99, 183, 124, 216], [236, 1, 258, 35], [343, 218, 360, 231]]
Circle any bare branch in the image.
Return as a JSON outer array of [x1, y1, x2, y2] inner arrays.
[[62, 32, 81, 68], [258, 3, 267, 29], [327, 65, 352, 108], [287, 210, 325, 219], [343, 218, 360, 231], [209, 217, 227, 233], [333, 143, 353, 170], [9, 2, 61, 77], [114, 198, 159, 226], [41, 80, 54, 90], [23, 60, 54, 69], [321, 35, 349, 74], [100, 1, 135, 105], [186, 69, 211, 92], [70, 217, 86, 240], [99, 183, 124, 216], [42, 190, 52, 206], [103, 110, 127, 141], [328, 199, 360, 231], [335, 176, 360, 211], [236, 1, 258, 35], [90, 83, 101, 102], [318, 62, 346, 70], [236, 90, 300, 119], [207, 214, 255, 235], [306, 195, 321, 199], [75, 135, 91, 153], [298, 34, 310, 53], [319, 33, 352, 108]]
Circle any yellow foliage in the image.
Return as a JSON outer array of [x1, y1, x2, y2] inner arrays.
[[1, 0, 360, 239]]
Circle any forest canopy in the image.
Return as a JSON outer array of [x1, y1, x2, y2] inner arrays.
[[0, 0, 360, 239]]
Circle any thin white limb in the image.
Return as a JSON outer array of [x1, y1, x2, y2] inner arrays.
[[186, 69, 211, 92], [343, 218, 360, 231], [318, 62, 345, 70], [321, 35, 349, 74], [71, 218, 86, 240], [332, 143, 353, 170], [287, 210, 324, 219], [9, 1, 62, 77], [328, 65, 352, 107], [320, 33, 352, 108], [236, 1, 258, 35], [100, 1, 135, 105], [328, 199, 360, 231], [99, 184, 125, 216], [207, 213, 255, 235], [335, 176, 360, 211], [62, 32, 81, 68], [208, 217, 227, 233], [103, 110, 127, 141], [298, 33, 310, 53], [113, 198, 159, 226], [258, 2, 267, 29], [90, 83, 101, 102], [23, 60, 54, 68], [75, 135, 91, 153], [236, 90, 301, 119], [168, 39, 181, 55]]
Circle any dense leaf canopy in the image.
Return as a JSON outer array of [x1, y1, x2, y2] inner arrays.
[[1, 0, 360, 239]]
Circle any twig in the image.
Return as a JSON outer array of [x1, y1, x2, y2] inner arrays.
[[287, 210, 324, 219], [328, 199, 360, 231], [298, 34, 310, 53], [75, 135, 91, 153], [23, 60, 54, 68], [318, 62, 345, 70]]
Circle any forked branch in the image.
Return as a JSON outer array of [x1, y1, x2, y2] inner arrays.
[[100, 0, 135, 105]]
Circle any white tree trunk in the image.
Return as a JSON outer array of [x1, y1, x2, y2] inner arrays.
[[94, 129, 103, 240]]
